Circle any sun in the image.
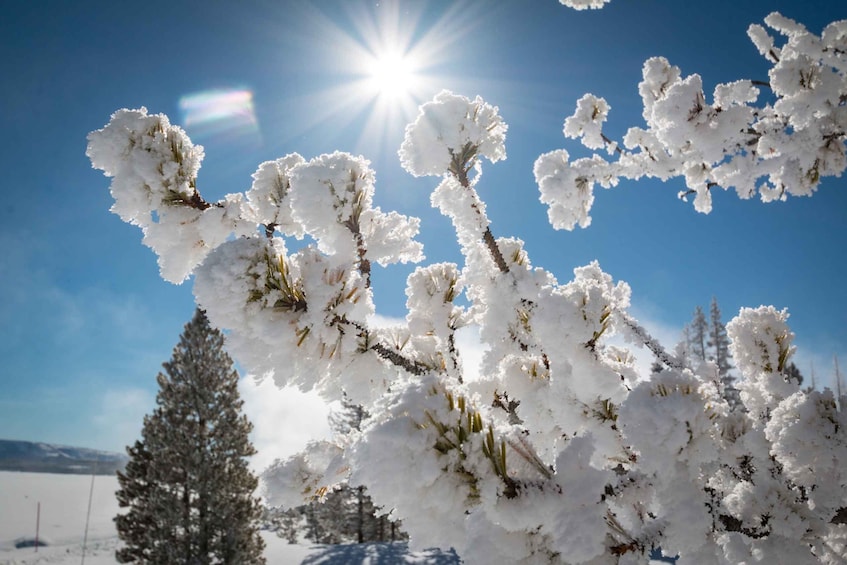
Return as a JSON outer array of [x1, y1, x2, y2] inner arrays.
[[366, 50, 417, 99], [258, 1, 482, 157]]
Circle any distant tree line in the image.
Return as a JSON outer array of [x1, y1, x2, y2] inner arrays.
[[670, 297, 807, 411], [263, 484, 408, 545], [263, 396, 407, 545]]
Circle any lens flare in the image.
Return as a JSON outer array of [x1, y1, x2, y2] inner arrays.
[[178, 89, 259, 140]]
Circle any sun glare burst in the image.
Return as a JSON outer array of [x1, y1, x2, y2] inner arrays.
[[366, 50, 418, 99], [260, 1, 483, 158]]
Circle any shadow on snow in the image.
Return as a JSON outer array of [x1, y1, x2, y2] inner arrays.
[[301, 542, 461, 564]]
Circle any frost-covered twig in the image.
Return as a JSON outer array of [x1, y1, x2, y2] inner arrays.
[[370, 342, 430, 376], [617, 311, 686, 372], [538, 13, 847, 228], [559, 0, 611, 10]]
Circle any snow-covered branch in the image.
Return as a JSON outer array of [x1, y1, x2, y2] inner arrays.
[[559, 0, 611, 10], [88, 12, 847, 563], [539, 13, 847, 229]]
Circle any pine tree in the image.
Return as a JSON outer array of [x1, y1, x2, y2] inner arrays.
[[706, 297, 740, 410], [810, 360, 817, 391], [301, 484, 407, 545], [328, 396, 368, 437], [783, 361, 804, 387], [300, 396, 407, 544], [115, 308, 266, 564], [328, 397, 369, 543], [278, 509, 301, 544], [687, 306, 708, 363], [707, 297, 733, 378], [674, 326, 693, 370]]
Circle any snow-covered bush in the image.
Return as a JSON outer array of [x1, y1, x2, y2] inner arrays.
[[88, 12, 846, 564]]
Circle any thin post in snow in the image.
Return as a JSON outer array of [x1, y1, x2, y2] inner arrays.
[[80, 462, 97, 565], [35, 501, 40, 553]]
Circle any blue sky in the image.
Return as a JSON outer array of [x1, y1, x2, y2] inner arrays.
[[1, 0, 845, 464]]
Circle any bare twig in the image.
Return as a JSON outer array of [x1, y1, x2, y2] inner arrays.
[[482, 228, 509, 274], [601, 133, 626, 155]]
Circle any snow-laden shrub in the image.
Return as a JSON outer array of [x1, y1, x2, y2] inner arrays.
[[89, 14, 846, 564]]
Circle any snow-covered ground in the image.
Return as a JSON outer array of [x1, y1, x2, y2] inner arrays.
[[0, 471, 120, 564], [0, 471, 459, 564]]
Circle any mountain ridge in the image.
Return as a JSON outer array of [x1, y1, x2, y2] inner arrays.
[[0, 439, 127, 475]]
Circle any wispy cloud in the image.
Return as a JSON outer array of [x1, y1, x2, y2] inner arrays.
[[91, 387, 156, 452], [0, 229, 196, 452]]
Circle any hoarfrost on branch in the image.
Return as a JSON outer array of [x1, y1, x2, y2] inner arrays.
[[88, 12, 846, 564], [544, 12, 847, 221]]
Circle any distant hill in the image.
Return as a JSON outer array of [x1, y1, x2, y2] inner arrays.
[[0, 439, 127, 475]]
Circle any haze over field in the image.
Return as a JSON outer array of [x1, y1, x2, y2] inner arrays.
[[0, 471, 459, 564]]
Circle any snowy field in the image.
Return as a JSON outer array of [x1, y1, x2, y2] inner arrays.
[[0, 471, 458, 564]]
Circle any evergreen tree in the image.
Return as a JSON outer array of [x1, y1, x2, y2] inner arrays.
[[809, 361, 817, 392], [297, 396, 407, 545], [328, 396, 368, 437], [687, 306, 709, 363], [707, 297, 733, 378], [278, 508, 301, 545], [328, 397, 371, 543], [301, 485, 407, 545], [674, 326, 694, 370], [783, 361, 804, 387], [115, 308, 265, 564], [706, 297, 740, 410]]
